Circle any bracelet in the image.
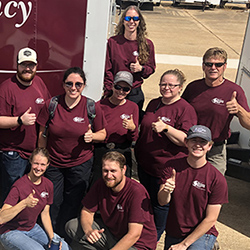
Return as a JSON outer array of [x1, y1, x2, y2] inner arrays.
[[163, 124, 169, 133], [17, 116, 23, 126]]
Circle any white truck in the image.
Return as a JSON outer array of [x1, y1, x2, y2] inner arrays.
[[0, 0, 117, 101], [227, 14, 250, 181], [118, 0, 161, 10]]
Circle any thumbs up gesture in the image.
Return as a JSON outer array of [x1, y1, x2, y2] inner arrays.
[[152, 116, 166, 133], [21, 107, 36, 125], [226, 91, 239, 114], [25, 190, 39, 208], [164, 169, 176, 194], [130, 57, 142, 73], [122, 114, 136, 131], [84, 124, 93, 143]]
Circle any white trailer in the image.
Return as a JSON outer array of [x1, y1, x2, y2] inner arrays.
[[231, 14, 250, 149]]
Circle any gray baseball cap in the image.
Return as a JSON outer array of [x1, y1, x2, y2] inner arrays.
[[186, 125, 212, 142], [114, 71, 133, 87]]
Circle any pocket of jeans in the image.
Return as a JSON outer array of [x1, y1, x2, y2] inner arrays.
[[2, 151, 20, 161]]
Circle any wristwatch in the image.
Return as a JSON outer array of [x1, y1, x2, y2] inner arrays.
[[163, 124, 169, 133], [17, 116, 23, 126]]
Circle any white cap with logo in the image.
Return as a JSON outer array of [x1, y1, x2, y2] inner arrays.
[[17, 47, 37, 64]]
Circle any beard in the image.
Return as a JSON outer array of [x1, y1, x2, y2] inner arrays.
[[104, 175, 124, 189], [17, 69, 36, 82]]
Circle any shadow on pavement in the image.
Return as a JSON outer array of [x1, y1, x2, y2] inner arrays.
[[218, 175, 250, 238]]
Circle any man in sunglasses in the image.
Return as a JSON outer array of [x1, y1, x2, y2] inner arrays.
[[0, 47, 51, 205], [182, 47, 250, 175]]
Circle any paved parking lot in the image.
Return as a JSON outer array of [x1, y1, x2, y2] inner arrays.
[[139, 2, 250, 249]]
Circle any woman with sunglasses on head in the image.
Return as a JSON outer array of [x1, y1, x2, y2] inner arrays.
[[0, 148, 71, 250], [135, 69, 197, 241], [37, 67, 106, 240], [90, 71, 139, 187], [182, 47, 250, 175], [104, 5, 156, 122]]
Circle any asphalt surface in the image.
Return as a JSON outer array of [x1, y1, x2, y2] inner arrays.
[[139, 2, 250, 249]]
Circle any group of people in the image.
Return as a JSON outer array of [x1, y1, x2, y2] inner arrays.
[[0, 4, 249, 250]]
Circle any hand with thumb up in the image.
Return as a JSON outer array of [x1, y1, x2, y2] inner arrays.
[[122, 114, 136, 131], [152, 116, 166, 133], [226, 91, 239, 114], [164, 169, 176, 194], [25, 189, 39, 208], [130, 56, 143, 73], [84, 124, 93, 143], [21, 107, 36, 126]]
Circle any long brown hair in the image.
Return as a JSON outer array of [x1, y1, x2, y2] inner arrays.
[[115, 5, 150, 65]]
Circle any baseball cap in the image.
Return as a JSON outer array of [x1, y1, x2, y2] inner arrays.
[[186, 125, 212, 142], [114, 71, 133, 87], [17, 47, 37, 64]]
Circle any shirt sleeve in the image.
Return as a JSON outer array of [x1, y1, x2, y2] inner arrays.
[[4, 186, 20, 206], [209, 175, 228, 205], [127, 186, 153, 224], [104, 39, 114, 95], [37, 99, 50, 127], [93, 102, 108, 132], [141, 39, 156, 79]]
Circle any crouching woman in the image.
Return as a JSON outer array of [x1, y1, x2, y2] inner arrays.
[[0, 148, 71, 250]]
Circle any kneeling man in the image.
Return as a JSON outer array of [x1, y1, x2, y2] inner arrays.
[[66, 151, 157, 250], [158, 125, 228, 250]]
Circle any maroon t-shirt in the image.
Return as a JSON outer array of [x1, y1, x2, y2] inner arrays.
[[96, 98, 139, 143], [37, 95, 106, 168], [83, 177, 157, 250], [0, 75, 51, 159], [0, 175, 53, 234], [160, 157, 228, 238], [104, 34, 156, 93], [135, 97, 197, 177], [182, 78, 250, 142]]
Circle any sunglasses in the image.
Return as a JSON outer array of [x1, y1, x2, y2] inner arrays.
[[19, 62, 37, 70], [124, 16, 140, 22], [114, 84, 131, 92], [65, 81, 84, 89], [204, 62, 225, 68], [159, 83, 180, 89]]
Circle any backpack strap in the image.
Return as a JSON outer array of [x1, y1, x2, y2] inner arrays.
[[86, 97, 96, 130], [42, 95, 59, 138]]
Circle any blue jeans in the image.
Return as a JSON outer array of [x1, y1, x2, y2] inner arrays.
[[0, 223, 71, 250], [0, 151, 30, 205], [137, 166, 169, 241], [164, 234, 217, 250]]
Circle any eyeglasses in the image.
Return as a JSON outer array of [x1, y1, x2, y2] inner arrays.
[[114, 84, 131, 92], [204, 62, 225, 68], [19, 62, 36, 70], [124, 16, 140, 22], [65, 81, 84, 89], [159, 83, 180, 89]]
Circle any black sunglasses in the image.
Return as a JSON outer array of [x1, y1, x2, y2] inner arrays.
[[204, 62, 225, 68], [114, 84, 131, 92], [124, 16, 140, 22], [65, 81, 84, 89]]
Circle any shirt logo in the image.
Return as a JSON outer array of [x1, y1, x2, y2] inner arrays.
[[73, 117, 85, 123], [192, 180, 205, 191], [161, 116, 171, 123], [132, 51, 139, 57], [120, 114, 130, 120], [117, 204, 124, 212], [211, 98, 224, 106], [40, 191, 49, 198], [35, 98, 45, 104]]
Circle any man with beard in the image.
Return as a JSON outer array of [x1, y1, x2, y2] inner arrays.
[[0, 47, 51, 204], [65, 151, 157, 250]]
